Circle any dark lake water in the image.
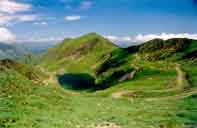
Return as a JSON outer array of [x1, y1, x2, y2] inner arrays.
[[57, 73, 96, 90]]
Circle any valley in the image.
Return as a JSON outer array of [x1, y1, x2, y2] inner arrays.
[[0, 33, 197, 128]]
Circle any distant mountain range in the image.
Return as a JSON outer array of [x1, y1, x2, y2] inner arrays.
[[0, 41, 60, 63], [18, 41, 61, 54], [0, 42, 28, 60]]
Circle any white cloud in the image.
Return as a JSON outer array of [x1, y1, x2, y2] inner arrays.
[[0, 0, 31, 14], [106, 33, 197, 47], [16, 15, 38, 22], [133, 33, 197, 42], [105, 36, 132, 42], [64, 16, 82, 21], [0, 27, 15, 43], [33, 21, 48, 25], [0, 14, 12, 25], [0, 14, 38, 25], [106, 33, 197, 43], [0, 0, 36, 26]]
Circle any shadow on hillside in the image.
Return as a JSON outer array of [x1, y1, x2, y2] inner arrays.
[[57, 73, 96, 91]]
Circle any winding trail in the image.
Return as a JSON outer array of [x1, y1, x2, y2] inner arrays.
[[145, 87, 197, 101], [145, 64, 195, 101], [174, 64, 190, 90], [42, 70, 58, 85], [112, 90, 133, 99], [111, 63, 195, 100], [111, 67, 140, 99]]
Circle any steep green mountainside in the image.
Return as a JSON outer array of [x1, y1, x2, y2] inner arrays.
[[41, 33, 118, 73]]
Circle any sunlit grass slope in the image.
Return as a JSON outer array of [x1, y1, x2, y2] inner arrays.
[[41, 33, 118, 73], [0, 35, 197, 128]]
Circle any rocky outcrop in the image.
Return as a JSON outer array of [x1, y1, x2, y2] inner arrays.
[[119, 67, 142, 82]]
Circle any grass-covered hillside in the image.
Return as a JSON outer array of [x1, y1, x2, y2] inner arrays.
[[0, 62, 72, 128], [1, 59, 197, 128], [0, 59, 47, 83], [94, 38, 195, 86], [137, 38, 197, 61], [1, 34, 197, 128], [41, 33, 118, 73]]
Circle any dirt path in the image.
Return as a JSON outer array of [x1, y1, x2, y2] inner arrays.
[[174, 64, 190, 90], [112, 90, 132, 99], [111, 63, 193, 100], [44, 73, 57, 85], [145, 87, 197, 101], [145, 64, 195, 101], [42, 70, 58, 85], [112, 68, 139, 99]]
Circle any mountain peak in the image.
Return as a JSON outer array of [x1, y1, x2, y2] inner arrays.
[[85, 32, 102, 36], [41, 33, 118, 71], [79, 33, 111, 41]]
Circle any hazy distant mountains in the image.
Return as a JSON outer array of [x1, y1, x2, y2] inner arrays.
[[0, 42, 27, 60], [18, 41, 60, 54], [0, 41, 59, 61]]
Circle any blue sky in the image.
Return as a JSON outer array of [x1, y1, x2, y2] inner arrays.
[[0, 0, 197, 45]]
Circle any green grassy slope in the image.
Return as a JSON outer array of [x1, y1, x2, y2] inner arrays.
[[0, 59, 47, 83], [1, 67, 197, 128], [41, 33, 118, 73], [94, 38, 197, 90], [1, 36, 197, 128], [0, 67, 72, 128], [40, 35, 197, 91]]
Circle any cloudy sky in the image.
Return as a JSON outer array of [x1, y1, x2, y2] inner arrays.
[[0, 0, 197, 45]]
